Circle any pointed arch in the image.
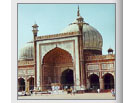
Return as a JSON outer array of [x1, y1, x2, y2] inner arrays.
[[42, 47, 73, 65], [103, 73, 114, 89], [27, 77, 34, 90], [42, 47, 73, 90], [18, 78, 25, 91], [88, 74, 100, 89], [61, 69, 74, 89]]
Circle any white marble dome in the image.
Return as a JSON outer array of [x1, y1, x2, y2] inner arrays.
[[61, 19, 103, 51], [19, 42, 34, 60]]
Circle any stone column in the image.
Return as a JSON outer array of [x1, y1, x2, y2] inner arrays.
[[113, 74, 115, 89], [25, 78, 27, 91], [32, 24, 39, 91], [99, 78, 104, 90], [73, 63, 77, 90], [17, 79, 19, 91], [34, 39, 37, 90], [99, 63, 104, 90], [86, 78, 90, 89], [25, 78, 29, 93], [36, 62, 41, 91], [39, 64, 43, 91], [77, 18, 85, 90]]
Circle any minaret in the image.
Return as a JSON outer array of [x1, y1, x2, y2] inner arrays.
[[76, 6, 85, 89], [32, 23, 39, 90]]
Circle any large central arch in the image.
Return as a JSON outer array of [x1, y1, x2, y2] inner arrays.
[[42, 47, 73, 90]]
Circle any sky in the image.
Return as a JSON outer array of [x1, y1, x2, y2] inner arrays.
[[18, 4, 115, 57]]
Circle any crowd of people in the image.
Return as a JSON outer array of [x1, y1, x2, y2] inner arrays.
[[19, 85, 115, 97]]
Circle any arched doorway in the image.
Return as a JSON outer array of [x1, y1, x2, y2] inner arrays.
[[89, 74, 99, 90], [18, 78, 25, 91], [103, 73, 114, 89], [42, 47, 73, 90], [61, 69, 74, 89], [28, 77, 34, 90]]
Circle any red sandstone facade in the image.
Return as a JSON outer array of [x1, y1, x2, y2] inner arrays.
[[18, 52, 115, 91]]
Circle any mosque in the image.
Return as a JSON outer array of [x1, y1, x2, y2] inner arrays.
[[18, 6, 115, 92]]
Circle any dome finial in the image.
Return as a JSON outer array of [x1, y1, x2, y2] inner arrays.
[[77, 5, 80, 16], [108, 47, 113, 54]]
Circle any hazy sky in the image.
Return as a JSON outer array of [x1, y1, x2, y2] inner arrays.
[[18, 4, 115, 57]]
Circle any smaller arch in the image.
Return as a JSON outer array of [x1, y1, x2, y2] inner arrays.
[[103, 73, 114, 89], [61, 69, 74, 89], [27, 77, 34, 90], [18, 78, 25, 91], [88, 74, 100, 90], [88, 72, 99, 77], [61, 67, 74, 73], [27, 76, 34, 80], [18, 76, 25, 80], [102, 72, 114, 77]]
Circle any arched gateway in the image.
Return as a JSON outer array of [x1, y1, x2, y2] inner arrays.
[[28, 77, 34, 90], [42, 47, 73, 90], [18, 78, 25, 91], [89, 74, 100, 89], [103, 73, 114, 89], [61, 69, 74, 89]]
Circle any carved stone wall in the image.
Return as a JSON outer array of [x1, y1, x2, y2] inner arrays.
[[36, 36, 81, 90], [85, 54, 115, 89]]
